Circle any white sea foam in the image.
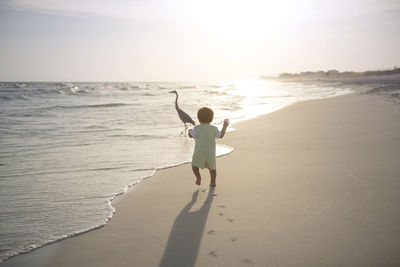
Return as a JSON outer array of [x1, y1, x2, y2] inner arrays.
[[0, 80, 352, 263]]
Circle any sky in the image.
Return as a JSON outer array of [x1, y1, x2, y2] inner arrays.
[[0, 0, 399, 81]]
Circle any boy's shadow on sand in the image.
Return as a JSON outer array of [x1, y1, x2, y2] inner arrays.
[[159, 187, 215, 267]]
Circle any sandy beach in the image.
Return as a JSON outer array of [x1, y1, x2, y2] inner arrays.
[[3, 87, 400, 267]]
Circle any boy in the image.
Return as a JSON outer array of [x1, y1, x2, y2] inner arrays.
[[188, 107, 229, 187]]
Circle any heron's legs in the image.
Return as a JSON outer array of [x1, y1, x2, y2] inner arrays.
[[179, 123, 188, 136]]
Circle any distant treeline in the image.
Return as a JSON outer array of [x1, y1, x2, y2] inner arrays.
[[263, 67, 400, 80]]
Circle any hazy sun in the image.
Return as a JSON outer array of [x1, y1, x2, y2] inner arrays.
[[186, 0, 306, 45]]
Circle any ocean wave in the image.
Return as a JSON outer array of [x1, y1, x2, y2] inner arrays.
[[0, 92, 31, 101], [204, 89, 226, 96], [55, 84, 93, 95], [0, 95, 13, 101], [0, 83, 27, 89], [178, 85, 195, 89], [143, 92, 157, 96], [365, 85, 400, 94], [0, 83, 162, 101], [364, 85, 400, 101], [51, 102, 134, 110], [112, 84, 149, 91], [0, 165, 134, 179], [0, 83, 91, 100], [204, 83, 222, 89], [105, 134, 170, 141]]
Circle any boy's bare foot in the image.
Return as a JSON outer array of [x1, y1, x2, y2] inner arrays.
[[210, 183, 216, 187], [196, 177, 201, 185]]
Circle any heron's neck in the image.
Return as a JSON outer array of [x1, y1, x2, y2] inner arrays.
[[174, 93, 179, 109]]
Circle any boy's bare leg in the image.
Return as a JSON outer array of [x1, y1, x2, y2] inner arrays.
[[192, 166, 201, 185], [209, 169, 216, 187]]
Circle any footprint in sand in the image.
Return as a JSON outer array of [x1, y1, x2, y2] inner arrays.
[[219, 213, 224, 216], [207, 230, 215, 235], [240, 258, 254, 266], [226, 218, 234, 223], [229, 237, 238, 242], [208, 251, 217, 257], [217, 205, 225, 208]]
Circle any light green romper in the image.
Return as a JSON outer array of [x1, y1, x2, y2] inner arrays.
[[190, 124, 220, 170]]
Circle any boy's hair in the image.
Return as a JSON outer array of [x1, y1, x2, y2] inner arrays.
[[197, 107, 214, 123]]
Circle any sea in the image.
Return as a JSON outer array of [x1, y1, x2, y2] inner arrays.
[[0, 80, 352, 263]]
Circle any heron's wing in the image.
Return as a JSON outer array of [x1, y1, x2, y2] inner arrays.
[[178, 109, 196, 125]]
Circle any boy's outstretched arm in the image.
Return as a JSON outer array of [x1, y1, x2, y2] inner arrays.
[[219, 119, 229, 138]]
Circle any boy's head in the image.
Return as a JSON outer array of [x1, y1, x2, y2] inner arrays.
[[197, 107, 214, 124]]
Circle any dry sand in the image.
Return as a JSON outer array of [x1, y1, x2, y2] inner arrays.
[[3, 90, 400, 267]]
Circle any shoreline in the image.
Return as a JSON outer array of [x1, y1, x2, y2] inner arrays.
[[0, 80, 353, 264], [2, 84, 400, 266], [0, 142, 234, 265], [111, 144, 235, 207]]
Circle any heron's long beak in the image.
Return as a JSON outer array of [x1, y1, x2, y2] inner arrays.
[[168, 91, 174, 93]]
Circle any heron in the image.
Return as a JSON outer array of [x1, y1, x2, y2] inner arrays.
[[168, 90, 195, 136]]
